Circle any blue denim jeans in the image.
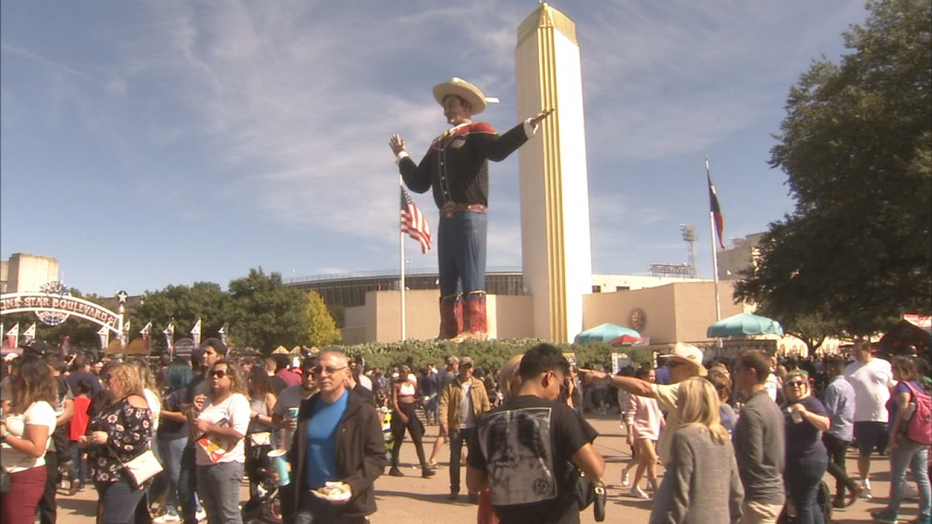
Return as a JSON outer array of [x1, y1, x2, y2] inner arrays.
[[69, 443, 86, 485], [438, 211, 487, 297], [157, 436, 188, 516], [196, 461, 244, 524], [785, 452, 828, 524], [96, 480, 147, 524], [875, 438, 931, 522]]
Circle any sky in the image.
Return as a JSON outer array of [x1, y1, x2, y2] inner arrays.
[[1, 1, 871, 297]]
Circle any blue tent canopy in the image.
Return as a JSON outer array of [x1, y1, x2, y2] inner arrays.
[[575, 323, 642, 344], [707, 313, 784, 338]]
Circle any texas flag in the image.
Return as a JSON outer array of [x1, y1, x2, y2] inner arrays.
[[707, 158, 725, 250]]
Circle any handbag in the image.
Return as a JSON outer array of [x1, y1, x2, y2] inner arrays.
[[122, 449, 163, 488], [0, 466, 11, 494], [575, 473, 606, 522], [592, 480, 606, 522]]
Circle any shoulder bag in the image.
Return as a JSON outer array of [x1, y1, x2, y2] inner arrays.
[[122, 448, 163, 488], [0, 466, 11, 493]]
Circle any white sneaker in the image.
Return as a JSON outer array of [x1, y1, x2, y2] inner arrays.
[[630, 486, 650, 499], [195, 509, 207, 522], [621, 467, 630, 487], [861, 486, 873, 499], [154, 514, 181, 524]]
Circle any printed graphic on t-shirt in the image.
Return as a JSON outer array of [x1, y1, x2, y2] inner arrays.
[[197, 417, 233, 463], [478, 406, 555, 505]]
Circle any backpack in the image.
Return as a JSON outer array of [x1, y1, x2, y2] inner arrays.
[[900, 381, 932, 445]]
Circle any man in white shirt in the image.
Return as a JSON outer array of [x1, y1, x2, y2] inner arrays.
[[438, 357, 490, 500], [844, 340, 894, 499]]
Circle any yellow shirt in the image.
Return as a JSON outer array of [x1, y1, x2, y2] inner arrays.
[[652, 383, 682, 466]]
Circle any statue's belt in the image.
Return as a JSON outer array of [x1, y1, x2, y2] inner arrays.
[[440, 202, 487, 218]]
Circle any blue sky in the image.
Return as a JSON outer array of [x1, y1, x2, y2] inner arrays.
[[1, 1, 869, 296]]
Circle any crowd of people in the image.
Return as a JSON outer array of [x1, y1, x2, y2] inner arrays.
[[0, 338, 929, 524]]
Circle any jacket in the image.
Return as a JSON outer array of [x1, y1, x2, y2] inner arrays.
[[287, 389, 386, 518], [399, 121, 530, 209], [439, 376, 491, 429]]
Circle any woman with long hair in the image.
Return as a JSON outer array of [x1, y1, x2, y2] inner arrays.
[[649, 376, 743, 523], [388, 365, 435, 478], [624, 366, 664, 499], [781, 370, 831, 524], [872, 356, 930, 524], [80, 361, 155, 524], [244, 366, 277, 511], [155, 359, 196, 523], [194, 359, 250, 524], [0, 357, 59, 524]]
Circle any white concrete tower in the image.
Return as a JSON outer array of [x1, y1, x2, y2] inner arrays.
[[515, 4, 592, 343]]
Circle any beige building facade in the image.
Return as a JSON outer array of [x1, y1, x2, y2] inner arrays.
[[342, 280, 744, 346], [0, 253, 60, 293]]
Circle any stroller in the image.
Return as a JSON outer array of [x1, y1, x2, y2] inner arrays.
[[241, 462, 283, 524], [778, 480, 832, 524]]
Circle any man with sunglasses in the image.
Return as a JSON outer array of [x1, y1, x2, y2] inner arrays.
[[467, 344, 604, 524], [288, 349, 385, 524], [174, 338, 227, 524]]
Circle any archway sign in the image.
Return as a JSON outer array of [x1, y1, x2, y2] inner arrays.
[[1, 292, 123, 337]]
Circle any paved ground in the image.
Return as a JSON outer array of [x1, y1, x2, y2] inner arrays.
[[54, 414, 919, 523]]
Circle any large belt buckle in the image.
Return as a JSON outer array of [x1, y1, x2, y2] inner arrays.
[[441, 201, 458, 218]]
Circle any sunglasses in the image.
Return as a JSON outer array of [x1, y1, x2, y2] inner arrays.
[[786, 380, 807, 387], [312, 366, 347, 376], [210, 369, 229, 379]]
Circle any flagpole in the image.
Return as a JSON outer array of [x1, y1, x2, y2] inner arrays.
[[706, 154, 722, 323], [399, 176, 407, 342]]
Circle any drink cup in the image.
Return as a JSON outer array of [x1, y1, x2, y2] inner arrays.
[[268, 449, 291, 486], [288, 407, 300, 421]]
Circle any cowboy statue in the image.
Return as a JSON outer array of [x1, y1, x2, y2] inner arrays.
[[390, 78, 552, 341]]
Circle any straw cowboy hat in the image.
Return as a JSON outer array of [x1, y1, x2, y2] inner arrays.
[[433, 77, 491, 115], [658, 342, 708, 377]]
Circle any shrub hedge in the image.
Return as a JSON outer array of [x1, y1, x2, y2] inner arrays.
[[339, 338, 656, 374]]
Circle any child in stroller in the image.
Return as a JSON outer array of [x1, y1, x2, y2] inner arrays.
[[241, 462, 282, 524]]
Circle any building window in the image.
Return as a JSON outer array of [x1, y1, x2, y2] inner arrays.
[[591, 285, 601, 293], [615, 286, 630, 291]]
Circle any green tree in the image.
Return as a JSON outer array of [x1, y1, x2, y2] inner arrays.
[[305, 291, 340, 347], [226, 268, 309, 353], [130, 282, 227, 352], [736, 0, 932, 336]]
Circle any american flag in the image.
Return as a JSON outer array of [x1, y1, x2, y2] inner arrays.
[[401, 187, 432, 253]]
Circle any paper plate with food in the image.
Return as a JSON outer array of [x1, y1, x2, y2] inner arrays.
[[312, 481, 352, 502]]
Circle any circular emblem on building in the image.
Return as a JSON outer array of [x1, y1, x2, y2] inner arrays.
[[629, 308, 647, 332]]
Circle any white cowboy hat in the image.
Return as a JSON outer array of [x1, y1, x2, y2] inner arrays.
[[658, 342, 708, 377], [433, 77, 493, 115]]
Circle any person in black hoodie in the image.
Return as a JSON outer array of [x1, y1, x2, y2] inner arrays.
[[287, 349, 385, 524]]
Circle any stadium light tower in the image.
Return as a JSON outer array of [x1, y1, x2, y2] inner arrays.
[[680, 224, 697, 278]]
